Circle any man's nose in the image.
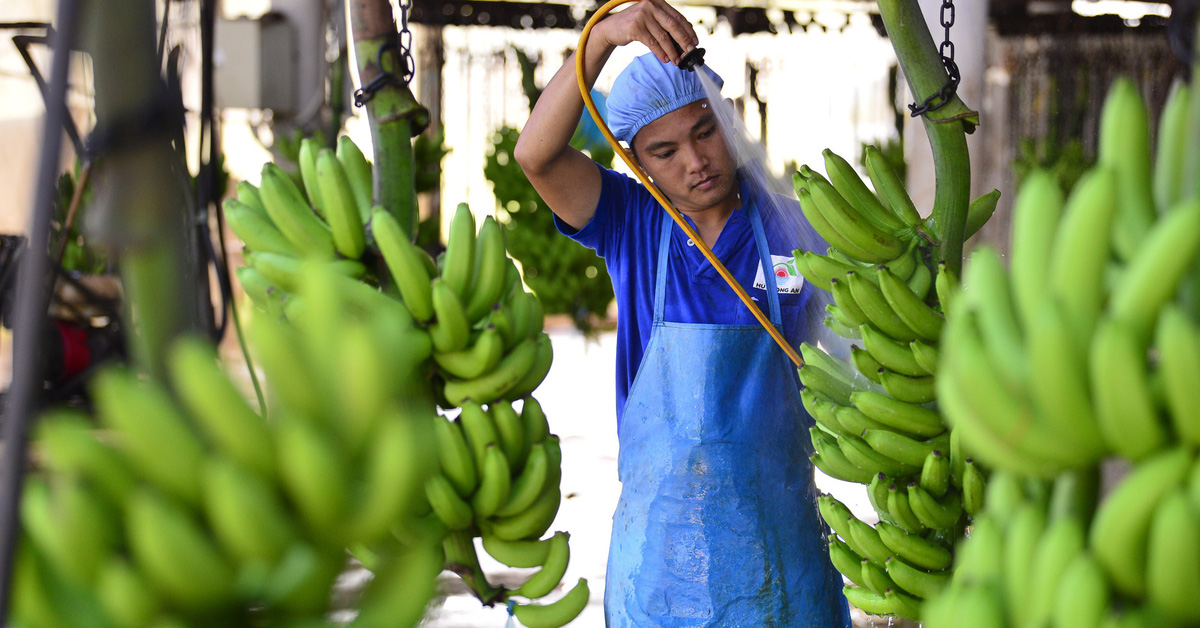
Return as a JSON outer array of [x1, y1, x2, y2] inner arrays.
[[683, 143, 709, 172]]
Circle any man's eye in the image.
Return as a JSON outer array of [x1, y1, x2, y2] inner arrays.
[[654, 151, 674, 159], [699, 126, 716, 138]]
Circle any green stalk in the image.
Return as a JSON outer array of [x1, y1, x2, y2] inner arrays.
[[81, 0, 204, 378], [876, 0, 975, 276], [442, 530, 506, 605], [347, 0, 430, 239]]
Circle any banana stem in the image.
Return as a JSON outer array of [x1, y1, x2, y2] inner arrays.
[[347, 0, 429, 239], [443, 530, 506, 605], [875, 0, 974, 276]]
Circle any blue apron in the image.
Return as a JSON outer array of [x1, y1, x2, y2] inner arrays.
[[604, 199, 851, 627]]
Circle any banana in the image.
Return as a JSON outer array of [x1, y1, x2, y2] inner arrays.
[[511, 578, 590, 628], [126, 489, 236, 611], [859, 324, 928, 377], [962, 459, 986, 516], [823, 148, 905, 233], [864, 429, 947, 468], [298, 137, 323, 213], [1008, 170, 1064, 329], [863, 145, 923, 227], [824, 314, 861, 340], [511, 531, 571, 598], [841, 585, 912, 620], [236, 265, 285, 315], [963, 189, 1000, 240], [810, 429, 875, 484], [95, 558, 161, 628], [934, 261, 959, 318], [315, 148, 367, 259], [482, 533, 554, 568], [817, 494, 858, 544], [792, 251, 831, 292], [202, 456, 296, 564], [903, 257, 933, 301], [492, 399, 529, 470], [886, 555, 949, 599], [1090, 446, 1193, 598], [846, 515, 893, 565], [802, 388, 842, 434], [1046, 167, 1118, 349], [425, 473, 474, 530], [861, 558, 897, 595], [798, 364, 855, 407], [839, 433, 919, 477], [435, 418, 478, 497], [1090, 317, 1167, 461], [802, 251, 874, 287], [35, 412, 136, 506], [886, 482, 926, 534], [442, 203, 477, 298], [1154, 79, 1191, 211], [521, 396, 551, 445], [1025, 298, 1107, 462], [1144, 489, 1200, 623], [458, 401, 500, 469], [878, 265, 943, 343], [1157, 305, 1200, 446], [444, 337, 540, 406], [1098, 77, 1157, 262], [850, 391, 944, 438], [505, 332, 555, 400], [464, 216, 508, 322], [869, 473, 898, 522], [908, 483, 963, 530], [1053, 553, 1110, 628], [796, 186, 885, 263], [485, 480, 561, 541], [276, 419, 349, 536], [1108, 199, 1200, 343], [962, 246, 1027, 388], [847, 271, 919, 342], [372, 207, 434, 322], [430, 278, 471, 354], [336, 135, 374, 220], [45, 477, 118, 587], [224, 198, 305, 257], [800, 342, 859, 386], [236, 180, 269, 220], [1002, 500, 1047, 627], [345, 415, 432, 544], [828, 278, 871, 328], [923, 584, 1006, 628], [92, 368, 205, 507], [828, 535, 868, 587], [258, 162, 336, 258], [918, 452, 950, 501], [264, 542, 346, 614], [352, 536, 444, 628], [246, 251, 365, 293], [472, 444, 513, 519], [876, 521, 952, 571], [496, 441, 550, 518], [434, 326, 504, 381], [167, 337, 276, 481], [1025, 514, 1087, 627], [849, 345, 884, 384], [878, 369, 936, 404], [954, 514, 1004, 585]]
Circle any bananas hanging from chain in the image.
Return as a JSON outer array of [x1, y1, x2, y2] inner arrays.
[[789, 145, 993, 623]]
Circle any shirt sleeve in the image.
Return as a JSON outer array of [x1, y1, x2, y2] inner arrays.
[[553, 164, 643, 261]]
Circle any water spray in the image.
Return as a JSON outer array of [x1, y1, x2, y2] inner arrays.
[[576, 0, 805, 368]]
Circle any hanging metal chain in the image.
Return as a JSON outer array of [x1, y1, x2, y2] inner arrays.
[[908, 0, 961, 117], [353, 0, 416, 106]]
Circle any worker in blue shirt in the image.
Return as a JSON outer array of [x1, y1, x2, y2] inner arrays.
[[513, 0, 851, 624]]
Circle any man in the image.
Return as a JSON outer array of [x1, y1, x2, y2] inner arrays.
[[514, 1, 850, 625]]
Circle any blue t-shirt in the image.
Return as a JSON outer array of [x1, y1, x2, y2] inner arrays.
[[556, 164, 828, 423]]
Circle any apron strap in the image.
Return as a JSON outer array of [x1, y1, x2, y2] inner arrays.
[[652, 193, 783, 327]]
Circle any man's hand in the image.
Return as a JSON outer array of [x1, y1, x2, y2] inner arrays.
[[598, 0, 700, 67]]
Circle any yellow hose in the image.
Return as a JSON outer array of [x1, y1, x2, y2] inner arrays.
[[575, 0, 804, 368]]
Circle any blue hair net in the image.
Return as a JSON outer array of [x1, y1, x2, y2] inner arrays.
[[606, 52, 723, 145]]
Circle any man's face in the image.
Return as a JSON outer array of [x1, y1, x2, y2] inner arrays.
[[631, 100, 739, 215]]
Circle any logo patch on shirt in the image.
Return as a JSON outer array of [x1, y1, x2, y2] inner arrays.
[[754, 255, 806, 294]]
